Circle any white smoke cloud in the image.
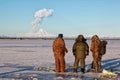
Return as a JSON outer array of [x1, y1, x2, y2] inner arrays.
[[17, 8, 55, 38], [32, 8, 54, 32]]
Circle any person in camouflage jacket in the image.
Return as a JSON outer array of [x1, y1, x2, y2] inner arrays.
[[72, 35, 89, 73], [90, 35, 101, 72]]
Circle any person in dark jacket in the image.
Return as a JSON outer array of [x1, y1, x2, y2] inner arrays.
[[72, 35, 89, 73], [52, 34, 68, 72]]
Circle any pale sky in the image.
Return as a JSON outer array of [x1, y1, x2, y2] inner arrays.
[[0, 0, 120, 37]]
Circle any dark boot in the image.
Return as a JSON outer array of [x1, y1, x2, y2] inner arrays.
[[81, 68, 85, 73], [73, 68, 77, 73]]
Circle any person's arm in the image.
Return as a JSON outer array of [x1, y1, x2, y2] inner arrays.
[[72, 42, 76, 56], [59, 38, 68, 53], [52, 40, 55, 52], [90, 41, 94, 53], [63, 39, 68, 53], [85, 42, 89, 56]]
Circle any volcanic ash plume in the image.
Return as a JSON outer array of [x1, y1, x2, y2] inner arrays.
[[17, 8, 54, 38], [32, 8, 54, 33]]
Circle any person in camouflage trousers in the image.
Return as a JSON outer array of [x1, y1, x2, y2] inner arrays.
[[52, 34, 68, 72], [90, 35, 101, 72], [91, 35, 108, 72], [72, 35, 89, 73]]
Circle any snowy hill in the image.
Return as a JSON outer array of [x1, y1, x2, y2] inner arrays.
[[17, 29, 55, 38]]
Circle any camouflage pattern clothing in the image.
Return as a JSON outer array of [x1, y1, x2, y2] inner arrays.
[[90, 35, 101, 72], [72, 35, 89, 73], [98, 40, 107, 71]]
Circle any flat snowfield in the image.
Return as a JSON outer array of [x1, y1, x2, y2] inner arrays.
[[0, 39, 120, 80]]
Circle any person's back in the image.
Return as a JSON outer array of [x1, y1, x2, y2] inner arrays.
[[53, 37, 65, 55], [52, 34, 68, 72]]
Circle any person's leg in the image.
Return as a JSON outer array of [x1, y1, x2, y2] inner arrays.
[[94, 52, 99, 73], [91, 53, 95, 71], [55, 55, 60, 72], [80, 59, 85, 73], [59, 55, 66, 72], [73, 58, 79, 73], [91, 54, 96, 72], [98, 55, 102, 72]]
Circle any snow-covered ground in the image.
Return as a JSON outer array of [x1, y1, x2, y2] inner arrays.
[[0, 39, 120, 80]]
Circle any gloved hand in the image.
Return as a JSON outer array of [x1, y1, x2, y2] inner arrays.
[[73, 49, 76, 56], [73, 53, 76, 56], [66, 49, 68, 53], [86, 53, 89, 56], [65, 48, 68, 53]]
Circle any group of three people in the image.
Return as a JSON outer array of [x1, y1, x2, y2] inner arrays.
[[52, 34, 107, 73]]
